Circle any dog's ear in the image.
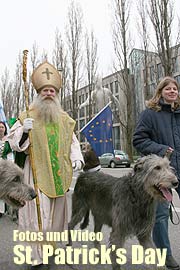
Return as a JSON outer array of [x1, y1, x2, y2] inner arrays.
[[134, 158, 144, 172]]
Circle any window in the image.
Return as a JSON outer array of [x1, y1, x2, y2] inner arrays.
[[150, 66, 155, 82], [157, 63, 163, 79], [82, 94, 84, 103], [113, 126, 120, 149], [115, 81, 119, 93], [80, 119, 85, 130], [79, 107, 84, 117], [80, 133, 85, 142], [102, 153, 114, 157], [66, 100, 70, 110], [110, 82, 113, 93], [172, 57, 178, 73], [66, 101, 69, 110], [149, 83, 156, 95], [143, 69, 146, 82], [174, 75, 180, 85]]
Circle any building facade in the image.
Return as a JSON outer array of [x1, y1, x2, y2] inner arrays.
[[64, 45, 180, 153], [129, 46, 180, 124]]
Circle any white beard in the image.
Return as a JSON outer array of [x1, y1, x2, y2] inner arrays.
[[31, 95, 62, 123]]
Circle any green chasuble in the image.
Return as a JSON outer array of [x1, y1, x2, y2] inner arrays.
[[19, 109, 75, 198]]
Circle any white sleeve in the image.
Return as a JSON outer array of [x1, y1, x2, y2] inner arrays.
[[7, 120, 30, 152], [70, 133, 84, 165]]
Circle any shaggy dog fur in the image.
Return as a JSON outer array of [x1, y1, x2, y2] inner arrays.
[[0, 159, 36, 208], [68, 154, 178, 269]]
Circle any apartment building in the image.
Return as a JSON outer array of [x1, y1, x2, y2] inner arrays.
[[64, 45, 180, 151], [129, 46, 180, 124]]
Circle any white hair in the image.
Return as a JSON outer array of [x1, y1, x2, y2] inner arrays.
[[31, 94, 63, 123]]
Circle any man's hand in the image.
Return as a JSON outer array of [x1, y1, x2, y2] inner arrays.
[[23, 118, 34, 133], [72, 160, 82, 171]]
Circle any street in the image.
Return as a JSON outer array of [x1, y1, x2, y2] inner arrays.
[[0, 167, 180, 270]]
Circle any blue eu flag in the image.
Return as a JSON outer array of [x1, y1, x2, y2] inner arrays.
[[80, 104, 114, 156]]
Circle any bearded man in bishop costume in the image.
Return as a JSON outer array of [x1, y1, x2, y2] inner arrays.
[[8, 61, 84, 267]]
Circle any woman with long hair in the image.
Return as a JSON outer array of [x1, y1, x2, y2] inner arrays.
[[133, 77, 180, 270]]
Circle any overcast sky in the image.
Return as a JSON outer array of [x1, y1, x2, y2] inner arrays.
[[0, 0, 180, 78]]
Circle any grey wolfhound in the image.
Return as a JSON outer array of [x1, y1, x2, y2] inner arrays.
[[0, 159, 36, 209], [68, 154, 178, 269]]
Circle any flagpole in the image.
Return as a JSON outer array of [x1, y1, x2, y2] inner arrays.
[[80, 101, 112, 133]]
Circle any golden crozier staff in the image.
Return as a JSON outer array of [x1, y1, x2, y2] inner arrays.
[[22, 50, 42, 231]]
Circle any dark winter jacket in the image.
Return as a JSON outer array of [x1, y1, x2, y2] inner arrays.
[[133, 100, 180, 196]]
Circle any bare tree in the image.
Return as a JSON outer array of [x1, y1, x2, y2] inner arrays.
[[112, 0, 134, 160], [148, 0, 175, 76], [136, 0, 152, 100], [41, 49, 48, 62], [52, 28, 69, 110], [1, 51, 37, 120], [65, 0, 83, 124], [84, 29, 98, 120], [13, 52, 24, 117], [29, 42, 39, 102], [0, 68, 14, 119]]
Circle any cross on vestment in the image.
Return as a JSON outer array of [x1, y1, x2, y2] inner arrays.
[[42, 68, 53, 80]]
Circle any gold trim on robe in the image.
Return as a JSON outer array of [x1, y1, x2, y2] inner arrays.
[[19, 109, 75, 198]]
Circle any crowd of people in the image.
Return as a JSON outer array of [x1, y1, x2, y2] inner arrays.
[[0, 60, 179, 270]]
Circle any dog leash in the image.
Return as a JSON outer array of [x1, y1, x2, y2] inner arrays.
[[164, 151, 180, 225], [169, 201, 180, 225]]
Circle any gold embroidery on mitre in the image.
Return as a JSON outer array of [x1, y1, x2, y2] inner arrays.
[[31, 61, 62, 92]]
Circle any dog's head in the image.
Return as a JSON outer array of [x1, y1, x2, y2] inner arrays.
[[0, 159, 36, 208], [134, 154, 178, 201]]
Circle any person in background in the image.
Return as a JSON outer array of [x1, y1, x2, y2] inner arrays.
[[8, 61, 84, 268], [133, 76, 180, 270], [0, 121, 12, 218], [83, 143, 101, 172]]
